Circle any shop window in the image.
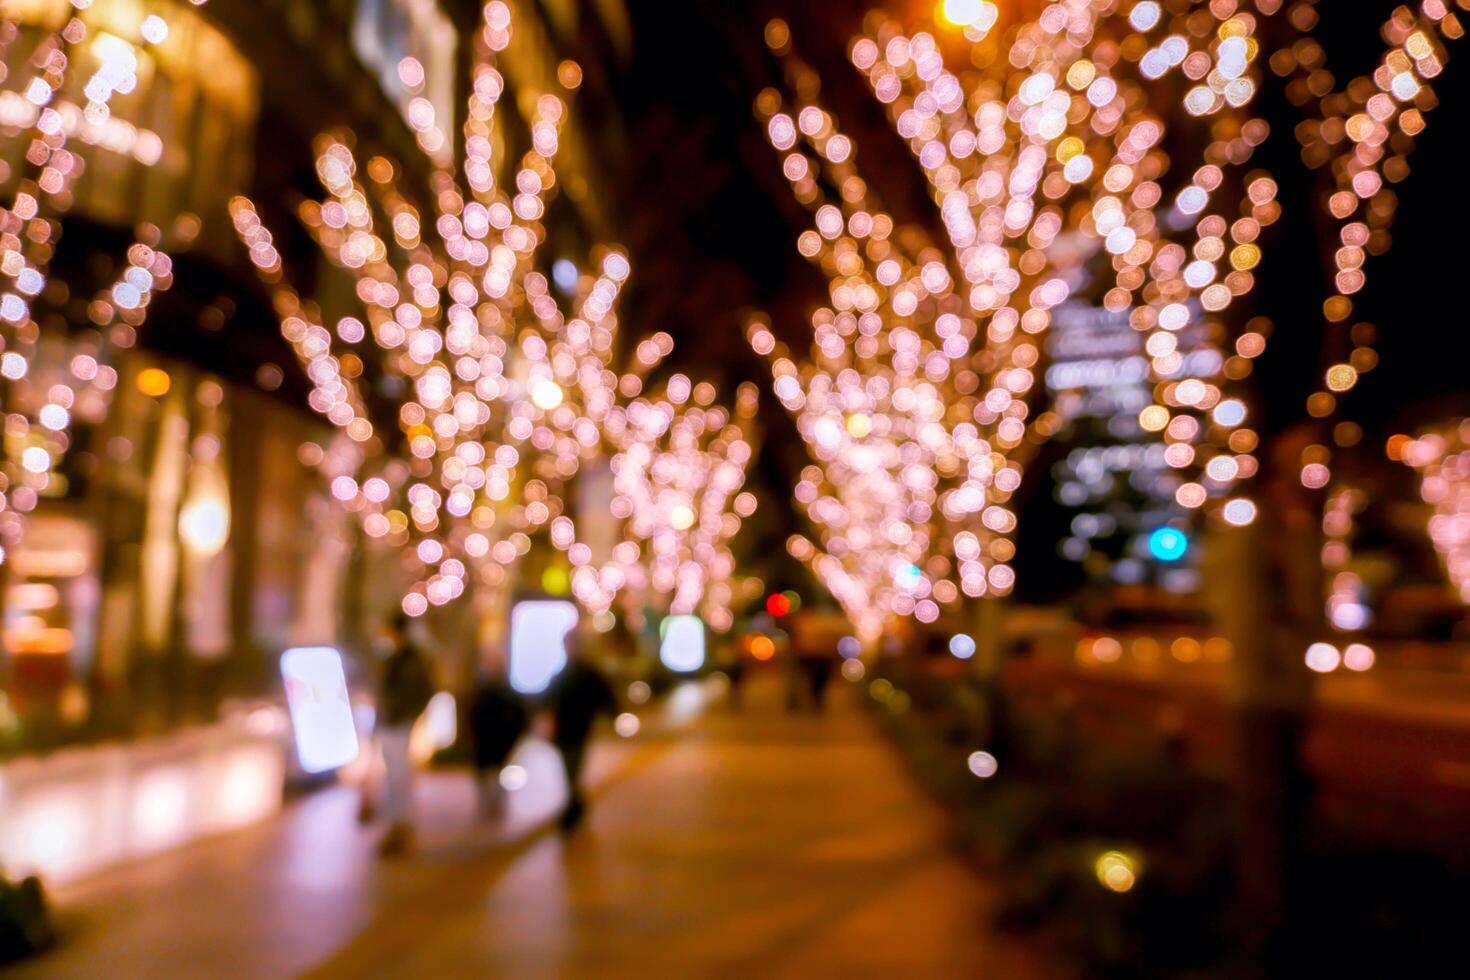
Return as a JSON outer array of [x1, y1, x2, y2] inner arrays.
[[2, 514, 98, 735]]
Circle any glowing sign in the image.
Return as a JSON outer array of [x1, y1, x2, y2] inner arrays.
[[280, 647, 360, 774], [509, 600, 579, 694], [660, 615, 706, 673]]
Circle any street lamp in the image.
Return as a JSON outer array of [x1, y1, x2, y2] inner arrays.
[[939, 0, 994, 29]]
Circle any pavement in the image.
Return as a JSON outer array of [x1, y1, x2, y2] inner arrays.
[[13, 671, 1063, 978]]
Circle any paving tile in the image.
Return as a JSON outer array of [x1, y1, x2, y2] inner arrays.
[[14, 674, 1066, 979]]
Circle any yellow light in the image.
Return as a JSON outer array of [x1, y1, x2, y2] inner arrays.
[[1325, 364, 1358, 392], [1231, 243, 1261, 270], [1066, 60, 1097, 89], [530, 379, 563, 410], [8, 582, 60, 610], [670, 505, 695, 530], [137, 367, 171, 397], [940, 0, 984, 26], [1056, 137, 1085, 163], [1139, 406, 1170, 432], [179, 495, 230, 555], [541, 566, 570, 594], [410, 691, 457, 763], [1095, 850, 1138, 893], [845, 413, 872, 438]]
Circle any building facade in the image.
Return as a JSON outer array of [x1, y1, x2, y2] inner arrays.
[[1, 0, 627, 755]]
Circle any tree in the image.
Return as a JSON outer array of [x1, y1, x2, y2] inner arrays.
[[1, 12, 174, 569], [227, 1, 755, 622]]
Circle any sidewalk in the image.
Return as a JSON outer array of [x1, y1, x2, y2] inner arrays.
[[14, 673, 1062, 978]]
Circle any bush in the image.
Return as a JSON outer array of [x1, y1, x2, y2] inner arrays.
[[869, 664, 1238, 975]]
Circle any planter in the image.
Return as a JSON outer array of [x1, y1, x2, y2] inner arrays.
[[0, 718, 286, 885]]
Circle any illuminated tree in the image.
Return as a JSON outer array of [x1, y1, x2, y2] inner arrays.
[[1403, 422, 1470, 609], [752, 33, 1061, 637], [228, 1, 749, 622], [613, 376, 760, 632], [755, 0, 1461, 634]]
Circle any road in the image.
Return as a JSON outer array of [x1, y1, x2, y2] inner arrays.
[[14, 672, 1061, 978]]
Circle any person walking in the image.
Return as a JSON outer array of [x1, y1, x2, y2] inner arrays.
[[717, 637, 746, 710], [469, 647, 527, 819], [545, 631, 617, 831], [802, 647, 834, 712], [375, 611, 434, 857]]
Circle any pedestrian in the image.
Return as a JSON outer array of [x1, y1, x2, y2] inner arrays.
[[783, 645, 806, 712], [803, 648, 834, 711], [717, 637, 746, 710], [545, 631, 617, 831], [469, 645, 527, 819], [374, 611, 434, 857]]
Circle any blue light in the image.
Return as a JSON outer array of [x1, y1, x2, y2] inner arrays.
[[551, 258, 579, 294], [1148, 527, 1189, 562]]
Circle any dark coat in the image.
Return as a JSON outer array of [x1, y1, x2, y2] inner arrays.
[[378, 644, 434, 727], [470, 678, 527, 769], [546, 659, 616, 747]]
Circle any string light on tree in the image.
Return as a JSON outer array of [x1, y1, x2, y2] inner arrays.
[[1, 7, 176, 567], [227, 1, 753, 621], [755, 0, 1461, 634]]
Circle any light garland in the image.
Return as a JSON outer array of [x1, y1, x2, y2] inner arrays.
[[1285, 3, 1460, 493], [756, 0, 1461, 633], [228, 1, 751, 622], [1403, 422, 1470, 608], [2, 4, 174, 566], [849, 6, 1278, 537], [613, 378, 759, 631]]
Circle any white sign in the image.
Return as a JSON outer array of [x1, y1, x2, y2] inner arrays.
[[280, 646, 360, 773], [660, 615, 706, 673], [509, 600, 579, 694]]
